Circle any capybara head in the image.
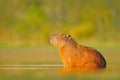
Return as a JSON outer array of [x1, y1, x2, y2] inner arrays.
[[50, 34, 77, 47]]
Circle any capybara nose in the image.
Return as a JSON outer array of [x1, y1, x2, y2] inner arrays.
[[50, 34, 57, 40], [50, 34, 58, 44]]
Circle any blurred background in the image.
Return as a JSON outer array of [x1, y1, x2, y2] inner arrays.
[[0, 0, 120, 50], [0, 0, 120, 79]]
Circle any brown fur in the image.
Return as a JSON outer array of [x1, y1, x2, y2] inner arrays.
[[50, 34, 106, 69]]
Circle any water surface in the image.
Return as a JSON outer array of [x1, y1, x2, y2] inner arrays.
[[0, 64, 120, 80], [0, 50, 120, 80]]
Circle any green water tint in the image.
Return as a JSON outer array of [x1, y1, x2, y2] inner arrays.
[[0, 65, 120, 80], [0, 51, 120, 80]]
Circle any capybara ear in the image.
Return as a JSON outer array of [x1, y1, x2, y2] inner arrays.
[[66, 34, 72, 40]]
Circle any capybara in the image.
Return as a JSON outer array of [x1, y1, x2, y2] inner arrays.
[[50, 34, 106, 70]]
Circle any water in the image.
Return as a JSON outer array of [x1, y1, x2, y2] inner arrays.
[[0, 64, 120, 80], [0, 50, 120, 80]]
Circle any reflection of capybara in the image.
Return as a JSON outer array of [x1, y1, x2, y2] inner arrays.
[[50, 34, 106, 70]]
